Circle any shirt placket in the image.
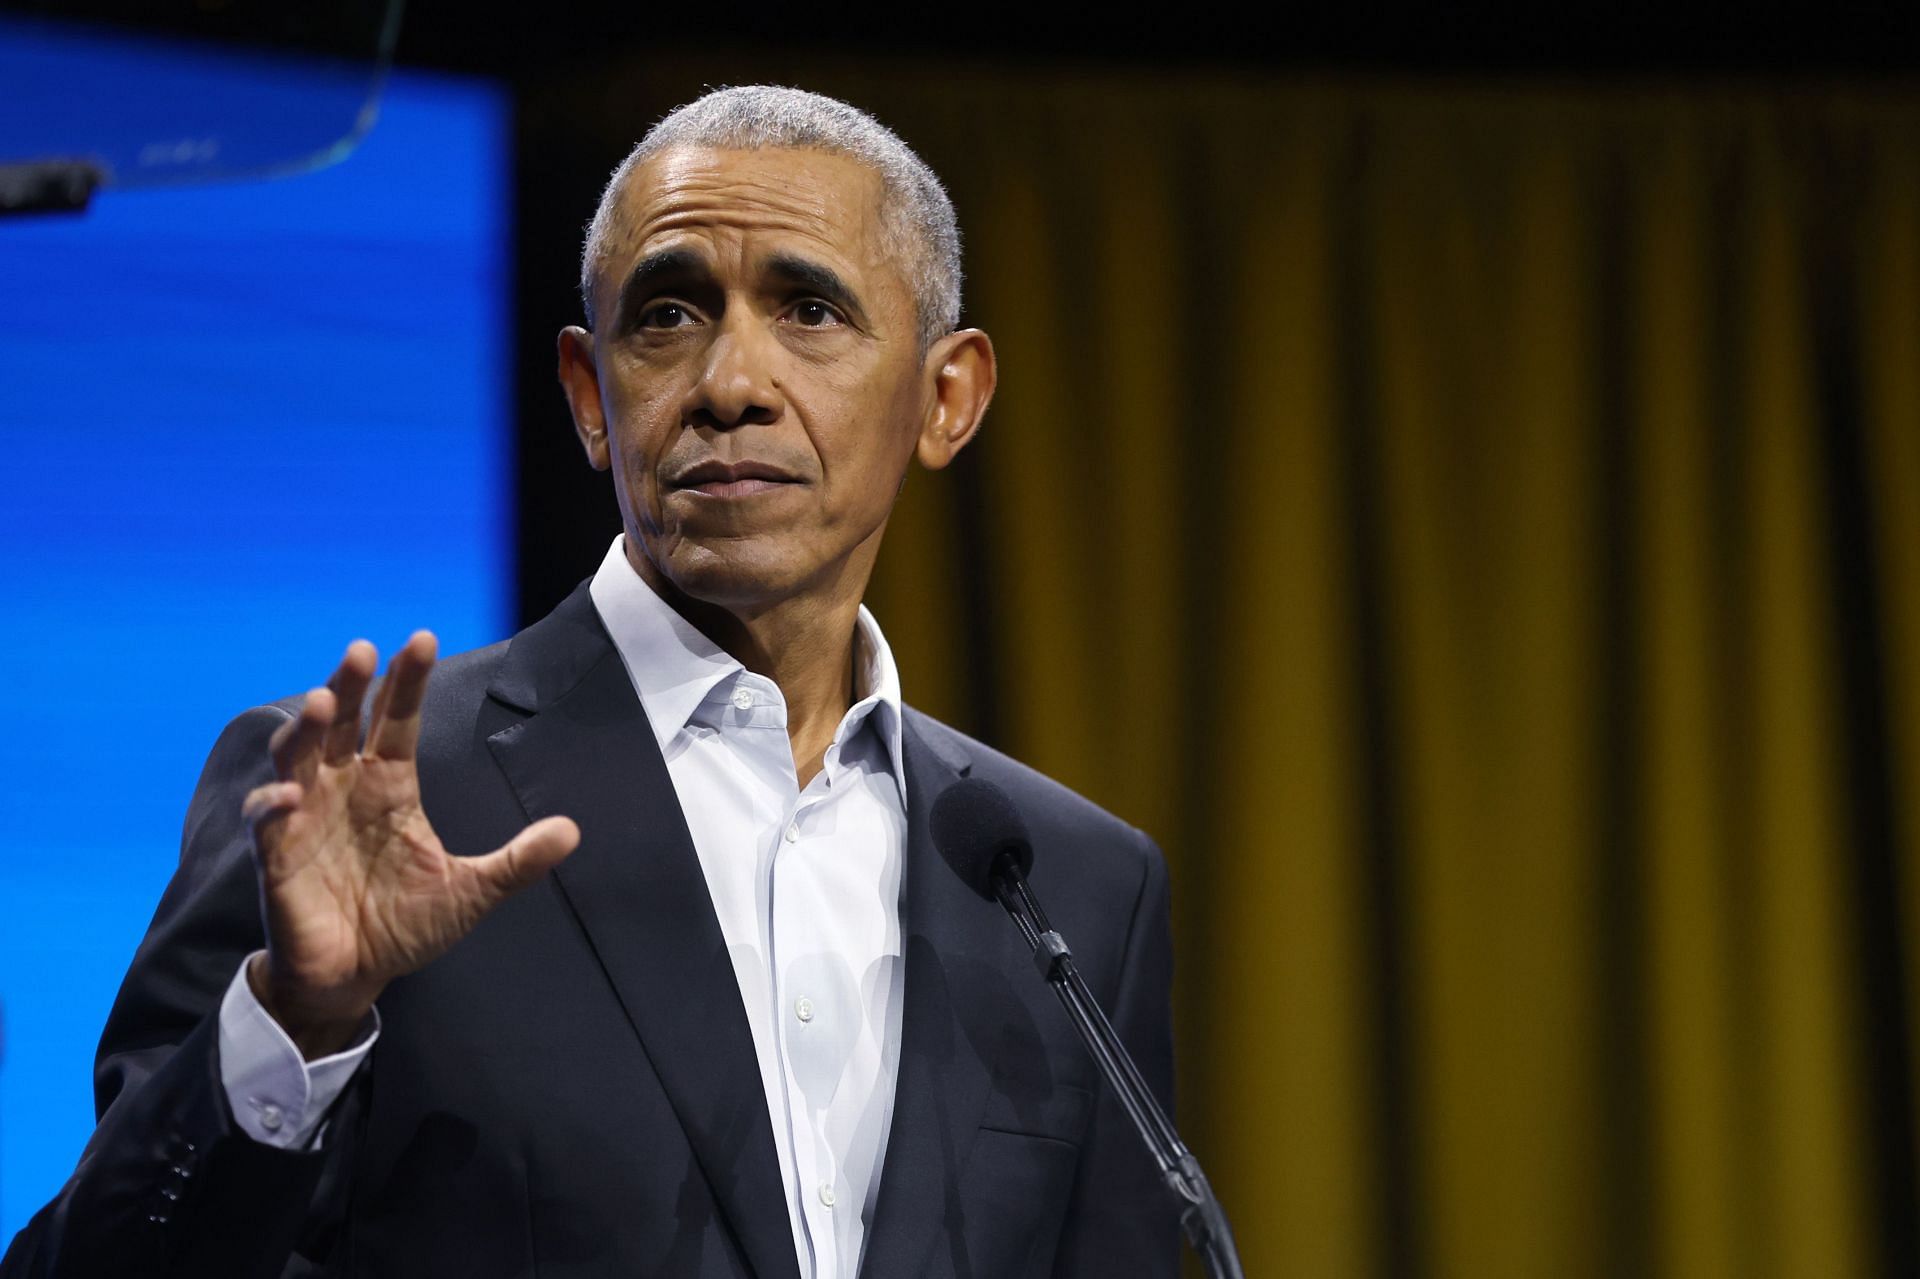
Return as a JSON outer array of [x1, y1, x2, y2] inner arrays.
[[770, 718, 845, 1276]]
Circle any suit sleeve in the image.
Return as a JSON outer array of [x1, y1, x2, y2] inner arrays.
[[1, 707, 365, 1279], [1049, 829, 1182, 1278]]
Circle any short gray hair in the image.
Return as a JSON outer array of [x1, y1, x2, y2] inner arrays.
[[579, 86, 962, 349]]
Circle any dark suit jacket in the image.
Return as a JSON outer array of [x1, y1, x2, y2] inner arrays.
[[3, 583, 1178, 1278]]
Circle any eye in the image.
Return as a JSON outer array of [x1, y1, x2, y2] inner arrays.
[[639, 301, 697, 330], [785, 299, 844, 328]]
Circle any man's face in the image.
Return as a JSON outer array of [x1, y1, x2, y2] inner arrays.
[[560, 145, 964, 613]]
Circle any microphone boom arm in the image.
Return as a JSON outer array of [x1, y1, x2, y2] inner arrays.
[[991, 859, 1246, 1279]]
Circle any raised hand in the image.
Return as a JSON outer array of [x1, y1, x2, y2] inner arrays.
[[241, 633, 580, 1059]]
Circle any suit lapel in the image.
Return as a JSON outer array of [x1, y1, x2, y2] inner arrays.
[[859, 712, 1017, 1278], [484, 585, 800, 1279]]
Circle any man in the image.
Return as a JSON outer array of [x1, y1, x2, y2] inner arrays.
[[3, 86, 1177, 1278]]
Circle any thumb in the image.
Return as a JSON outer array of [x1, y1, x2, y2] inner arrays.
[[467, 815, 581, 907]]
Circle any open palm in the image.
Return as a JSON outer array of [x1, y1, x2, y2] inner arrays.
[[243, 633, 579, 1058]]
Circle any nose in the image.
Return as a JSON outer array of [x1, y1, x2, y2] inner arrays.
[[685, 311, 784, 431]]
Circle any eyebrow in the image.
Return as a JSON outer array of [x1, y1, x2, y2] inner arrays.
[[608, 247, 871, 331], [764, 253, 868, 326], [611, 248, 708, 330]]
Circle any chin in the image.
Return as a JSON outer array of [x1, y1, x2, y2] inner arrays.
[[655, 540, 812, 610]]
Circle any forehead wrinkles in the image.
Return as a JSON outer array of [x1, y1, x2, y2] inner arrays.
[[606, 150, 894, 292]]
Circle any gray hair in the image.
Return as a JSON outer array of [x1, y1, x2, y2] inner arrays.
[[579, 86, 962, 349]]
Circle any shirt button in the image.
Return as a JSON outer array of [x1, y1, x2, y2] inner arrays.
[[818, 1183, 837, 1208], [784, 822, 799, 843], [731, 687, 753, 710], [795, 996, 814, 1023], [258, 1103, 284, 1133]]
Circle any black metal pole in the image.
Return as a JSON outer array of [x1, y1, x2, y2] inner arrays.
[[993, 871, 1246, 1279]]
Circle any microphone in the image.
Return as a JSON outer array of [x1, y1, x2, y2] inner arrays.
[[930, 779, 1245, 1279]]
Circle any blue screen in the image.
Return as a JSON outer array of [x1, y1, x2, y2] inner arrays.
[[0, 28, 512, 1234]]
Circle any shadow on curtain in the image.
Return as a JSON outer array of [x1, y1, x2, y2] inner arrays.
[[545, 66, 1920, 1279]]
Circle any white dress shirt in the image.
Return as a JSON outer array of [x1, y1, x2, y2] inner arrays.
[[217, 535, 908, 1279]]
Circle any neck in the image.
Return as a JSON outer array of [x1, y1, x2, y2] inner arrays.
[[626, 542, 869, 786]]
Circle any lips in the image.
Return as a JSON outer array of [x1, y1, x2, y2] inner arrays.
[[667, 459, 803, 499]]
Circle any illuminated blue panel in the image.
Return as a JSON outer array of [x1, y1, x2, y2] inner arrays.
[[0, 32, 511, 1234]]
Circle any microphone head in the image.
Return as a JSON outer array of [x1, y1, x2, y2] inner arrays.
[[929, 778, 1035, 900]]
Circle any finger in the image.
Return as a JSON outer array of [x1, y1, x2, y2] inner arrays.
[[465, 816, 581, 910], [365, 631, 437, 760], [322, 640, 378, 765], [270, 689, 336, 787], [242, 780, 304, 853]]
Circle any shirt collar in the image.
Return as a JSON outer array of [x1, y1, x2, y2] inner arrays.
[[587, 536, 906, 792]]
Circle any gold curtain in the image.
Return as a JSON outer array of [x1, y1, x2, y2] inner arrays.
[[568, 65, 1920, 1278]]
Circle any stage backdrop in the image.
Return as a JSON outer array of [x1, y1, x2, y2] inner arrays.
[[0, 27, 512, 1234], [519, 63, 1920, 1279]]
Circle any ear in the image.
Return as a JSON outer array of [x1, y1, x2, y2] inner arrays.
[[557, 325, 611, 471], [915, 329, 997, 471]]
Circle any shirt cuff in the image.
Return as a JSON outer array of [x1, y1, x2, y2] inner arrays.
[[216, 952, 379, 1150]]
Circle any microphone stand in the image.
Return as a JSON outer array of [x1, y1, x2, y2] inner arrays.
[[992, 860, 1246, 1279]]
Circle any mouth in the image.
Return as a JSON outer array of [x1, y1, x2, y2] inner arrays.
[[666, 459, 804, 500]]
